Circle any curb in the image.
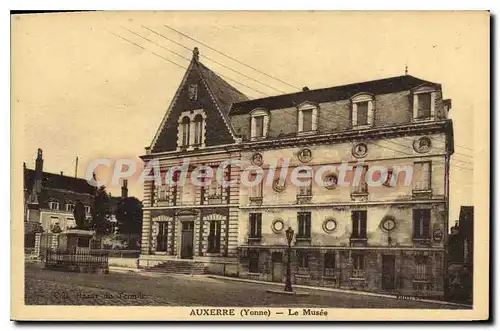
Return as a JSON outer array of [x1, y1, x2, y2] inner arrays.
[[207, 275, 472, 309]]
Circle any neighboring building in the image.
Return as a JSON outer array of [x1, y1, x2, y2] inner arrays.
[[445, 206, 474, 304], [139, 48, 454, 297], [24, 149, 95, 245]]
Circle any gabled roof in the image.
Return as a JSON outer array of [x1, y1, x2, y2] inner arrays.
[[229, 75, 437, 115], [197, 62, 249, 114], [149, 51, 248, 152], [24, 168, 95, 196]]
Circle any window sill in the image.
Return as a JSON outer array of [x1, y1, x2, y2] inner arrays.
[[250, 136, 267, 141], [296, 195, 313, 204], [248, 237, 261, 241], [247, 272, 260, 276], [349, 277, 366, 281], [412, 189, 432, 198], [297, 130, 317, 136], [352, 124, 373, 130], [350, 192, 368, 201], [412, 279, 431, 283]]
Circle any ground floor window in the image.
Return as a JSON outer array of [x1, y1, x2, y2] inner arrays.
[[415, 255, 429, 280], [297, 250, 309, 274], [156, 222, 168, 252], [351, 253, 365, 278], [207, 221, 221, 253], [324, 251, 336, 277], [249, 250, 259, 273]]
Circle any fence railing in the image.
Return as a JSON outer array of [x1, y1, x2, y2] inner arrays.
[[45, 249, 109, 270]]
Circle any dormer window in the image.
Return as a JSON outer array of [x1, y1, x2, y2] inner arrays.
[[350, 93, 374, 128], [177, 109, 206, 151], [48, 201, 60, 210], [297, 102, 318, 134], [412, 85, 436, 121], [250, 108, 269, 140]]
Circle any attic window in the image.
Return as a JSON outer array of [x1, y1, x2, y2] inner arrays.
[[351, 93, 374, 127], [177, 109, 206, 151], [49, 201, 60, 210], [65, 203, 75, 212], [412, 86, 436, 121], [180, 116, 190, 148], [250, 108, 269, 140], [84, 205, 91, 215], [297, 102, 318, 134]]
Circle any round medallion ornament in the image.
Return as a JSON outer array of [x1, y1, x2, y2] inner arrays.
[[251, 153, 263, 166], [272, 178, 286, 193], [352, 142, 368, 158], [322, 218, 338, 233], [323, 174, 338, 190], [413, 136, 432, 153], [297, 148, 312, 163], [432, 229, 444, 242], [272, 219, 285, 233], [380, 216, 397, 232]]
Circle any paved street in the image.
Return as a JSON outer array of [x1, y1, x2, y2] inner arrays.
[[25, 262, 463, 308]]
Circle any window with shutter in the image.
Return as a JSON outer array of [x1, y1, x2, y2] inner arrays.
[[417, 93, 432, 119], [302, 109, 313, 132]]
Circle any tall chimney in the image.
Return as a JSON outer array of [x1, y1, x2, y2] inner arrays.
[[34, 148, 43, 194], [121, 179, 128, 198], [75, 156, 79, 178]]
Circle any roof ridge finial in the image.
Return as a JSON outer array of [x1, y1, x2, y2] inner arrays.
[[405, 61, 408, 75], [193, 47, 199, 62]]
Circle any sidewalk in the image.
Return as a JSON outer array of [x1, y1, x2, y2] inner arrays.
[[207, 274, 473, 309]]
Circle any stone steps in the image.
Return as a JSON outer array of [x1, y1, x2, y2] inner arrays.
[[147, 260, 207, 275]]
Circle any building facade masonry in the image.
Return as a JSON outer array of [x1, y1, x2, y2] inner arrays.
[[139, 48, 454, 297]]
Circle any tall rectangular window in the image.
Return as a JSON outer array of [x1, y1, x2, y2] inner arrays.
[[297, 212, 311, 238], [352, 253, 365, 278], [207, 221, 221, 253], [249, 213, 262, 238], [413, 209, 430, 238], [254, 116, 264, 138], [181, 117, 190, 147], [156, 222, 168, 252], [415, 256, 428, 280], [351, 210, 367, 238], [357, 101, 369, 125], [417, 93, 432, 119], [248, 250, 259, 273], [324, 251, 336, 277], [302, 109, 313, 132], [414, 162, 431, 191]]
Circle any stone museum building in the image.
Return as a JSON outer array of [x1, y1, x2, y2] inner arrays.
[[139, 48, 454, 297]]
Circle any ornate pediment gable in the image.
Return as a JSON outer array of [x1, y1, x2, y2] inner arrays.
[[296, 101, 319, 110], [411, 83, 438, 94], [350, 92, 375, 103]]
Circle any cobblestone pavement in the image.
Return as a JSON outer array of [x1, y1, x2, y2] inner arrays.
[[25, 262, 463, 308]]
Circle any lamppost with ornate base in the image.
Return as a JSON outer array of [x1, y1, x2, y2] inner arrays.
[[284, 226, 294, 292]]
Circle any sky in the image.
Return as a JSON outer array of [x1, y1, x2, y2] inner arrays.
[[12, 11, 489, 224]]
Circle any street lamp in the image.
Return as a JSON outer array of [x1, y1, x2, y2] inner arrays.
[[284, 226, 294, 292]]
